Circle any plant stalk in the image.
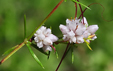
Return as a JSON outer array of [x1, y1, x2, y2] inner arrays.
[[0, 42, 25, 64], [56, 43, 70, 71], [27, 0, 64, 40]]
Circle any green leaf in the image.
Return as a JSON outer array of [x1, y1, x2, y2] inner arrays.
[[2, 45, 19, 56], [31, 43, 48, 55], [1, 42, 25, 64], [84, 39, 93, 51], [47, 51, 51, 59], [64, 0, 67, 2], [53, 44, 59, 59], [27, 41, 48, 55], [50, 26, 52, 31], [71, 46, 74, 63], [26, 44, 45, 69], [86, 43, 93, 51], [55, 50, 59, 59], [72, 0, 91, 10]]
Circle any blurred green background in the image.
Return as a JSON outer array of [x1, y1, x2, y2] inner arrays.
[[0, 0, 113, 71]]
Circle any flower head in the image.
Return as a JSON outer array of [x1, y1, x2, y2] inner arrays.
[[34, 26, 58, 52], [59, 17, 99, 43]]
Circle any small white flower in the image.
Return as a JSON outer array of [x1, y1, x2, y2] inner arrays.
[[59, 24, 69, 35], [43, 46, 52, 52], [81, 17, 88, 26], [75, 23, 86, 36], [34, 26, 58, 51], [87, 25, 99, 34], [59, 17, 99, 43], [83, 25, 99, 42], [76, 36, 84, 43]]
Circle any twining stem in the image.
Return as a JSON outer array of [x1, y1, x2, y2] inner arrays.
[[56, 43, 70, 71], [0, 42, 25, 64], [78, 2, 112, 22], [27, 0, 64, 40], [1, 0, 64, 65], [50, 45, 56, 52], [77, 0, 85, 24], [75, 2, 77, 18], [77, 0, 84, 19]]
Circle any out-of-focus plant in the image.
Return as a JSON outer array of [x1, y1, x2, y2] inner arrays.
[[0, 0, 113, 71]]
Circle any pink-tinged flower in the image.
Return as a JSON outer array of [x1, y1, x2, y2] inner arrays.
[[59, 17, 99, 43], [83, 25, 99, 43], [34, 26, 58, 52]]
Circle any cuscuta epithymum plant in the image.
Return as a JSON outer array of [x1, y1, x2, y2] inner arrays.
[[0, 0, 112, 71], [0, 0, 98, 69]]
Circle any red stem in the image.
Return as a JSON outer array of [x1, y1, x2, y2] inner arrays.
[[27, 0, 64, 40], [0, 42, 25, 64], [77, 0, 84, 19], [50, 45, 56, 52], [44, 0, 64, 20], [56, 43, 70, 71], [78, 3, 109, 21], [75, 2, 77, 18]]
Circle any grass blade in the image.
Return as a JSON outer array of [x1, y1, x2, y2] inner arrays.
[[2, 45, 19, 56], [71, 46, 74, 63], [26, 44, 44, 69], [72, 0, 91, 10], [0, 42, 25, 64]]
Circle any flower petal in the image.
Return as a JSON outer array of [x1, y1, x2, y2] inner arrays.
[[37, 42, 43, 48], [83, 30, 91, 38], [38, 34, 45, 40], [81, 17, 88, 26], [66, 19, 77, 31], [43, 38, 52, 45], [87, 25, 99, 34], [75, 23, 86, 35], [76, 36, 84, 43], [43, 46, 52, 52], [59, 24, 69, 34], [48, 34, 58, 42]]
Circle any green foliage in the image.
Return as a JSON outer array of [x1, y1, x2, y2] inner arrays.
[[0, 0, 113, 71], [72, 0, 91, 10], [26, 44, 44, 69], [2, 45, 19, 56]]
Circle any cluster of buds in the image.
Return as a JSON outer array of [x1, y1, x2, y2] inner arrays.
[[34, 26, 58, 52], [59, 17, 99, 43], [0, 0, 101, 70], [34, 17, 99, 51]]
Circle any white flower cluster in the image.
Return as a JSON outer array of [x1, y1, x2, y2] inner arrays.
[[34, 17, 98, 51], [59, 17, 99, 43], [34, 26, 58, 52]]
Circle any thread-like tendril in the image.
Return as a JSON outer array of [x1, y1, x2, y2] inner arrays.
[[79, 3, 113, 22]]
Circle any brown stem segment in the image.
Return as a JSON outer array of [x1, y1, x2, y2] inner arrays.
[[56, 43, 70, 71], [75, 2, 77, 18], [50, 45, 56, 52], [77, 0, 84, 24], [27, 0, 64, 40], [0, 42, 25, 64], [77, 0, 83, 19], [78, 3, 113, 22], [44, 0, 64, 21]]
